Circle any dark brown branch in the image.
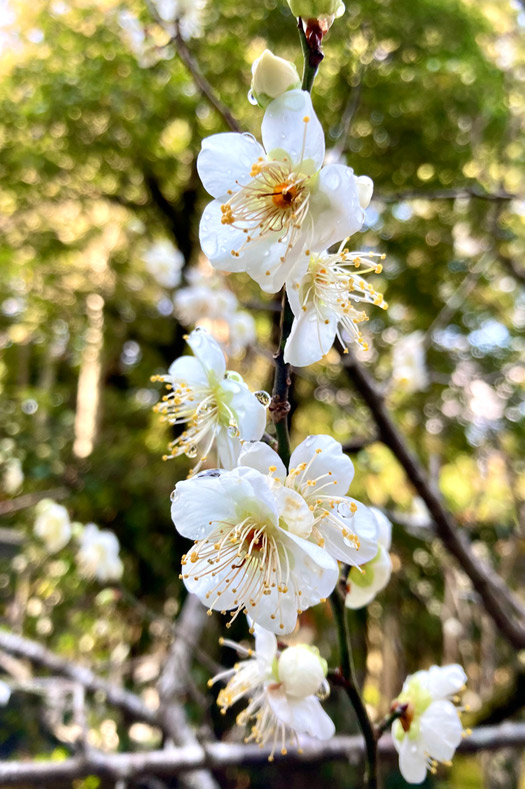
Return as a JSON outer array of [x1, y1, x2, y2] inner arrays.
[[0, 723, 523, 785], [342, 354, 525, 650]]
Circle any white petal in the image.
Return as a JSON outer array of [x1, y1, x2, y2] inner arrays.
[[357, 175, 374, 209], [197, 132, 265, 199], [309, 164, 364, 251], [398, 738, 428, 784], [261, 89, 325, 169], [267, 689, 335, 739], [420, 700, 463, 761], [199, 200, 261, 272], [272, 485, 314, 539], [224, 380, 267, 441], [167, 355, 209, 389], [369, 507, 393, 550], [238, 441, 287, 482], [253, 624, 278, 667], [345, 546, 392, 609], [425, 665, 467, 700], [284, 307, 337, 367], [280, 529, 339, 611], [215, 428, 241, 470], [186, 328, 226, 380], [172, 473, 264, 540], [246, 233, 305, 294], [340, 501, 380, 565], [289, 434, 355, 497], [318, 503, 378, 566]]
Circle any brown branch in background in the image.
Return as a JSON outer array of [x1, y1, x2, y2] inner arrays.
[[0, 488, 70, 518], [0, 629, 161, 729], [173, 24, 241, 133], [0, 723, 523, 786], [374, 186, 520, 202], [342, 353, 525, 650], [156, 594, 218, 789]]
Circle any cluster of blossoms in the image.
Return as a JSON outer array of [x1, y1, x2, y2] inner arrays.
[[173, 263, 256, 358], [147, 8, 468, 782], [32, 499, 123, 583]]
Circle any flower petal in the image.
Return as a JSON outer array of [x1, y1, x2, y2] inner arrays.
[[369, 507, 393, 550], [186, 328, 226, 380], [238, 441, 287, 483], [318, 500, 379, 566], [272, 485, 314, 539], [397, 738, 428, 784], [224, 380, 267, 441], [420, 700, 463, 762], [289, 434, 355, 496], [284, 306, 337, 367], [167, 355, 209, 389], [279, 529, 339, 612], [267, 689, 335, 740], [197, 132, 265, 199], [261, 89, 325, 169], [425, 665, 467, 700], [309, 164, 364, 251], [345, 546, 392, 609], [253, 624, 278, 667], [215, 427, 241, 470]]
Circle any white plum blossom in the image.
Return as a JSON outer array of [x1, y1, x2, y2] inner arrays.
[[345, 507, 392, 609], [2, 457, 24, 494], [171, 466, 339, 633], [152, 0, 206, 39], [152, 328, 267, 471], [228, 311, 257, 357], [0, 680, 11, 706], [392, 664, 468, 784], [284, 246, 387, 367], [238, 435, 378, 569], [174, 279, 238, 328], [34, 499, 72, 553], [197, 89, 371, 293], [143, 240, 184, 289], [391, 331, 428, 394], [77, 524, 124, 583], [209, 624, 334, 758]]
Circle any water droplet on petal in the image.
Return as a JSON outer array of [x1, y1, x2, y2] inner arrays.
[[228, 422, 240, 438], [247, 89, 258, 106], [186, 445, 199, 459], [254, 390, 271, 407], [171, 489, 180, 503], [226, 370, 243, 382]]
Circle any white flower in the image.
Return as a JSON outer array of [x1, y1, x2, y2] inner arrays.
[[197, 89, 370, 293], [209, 624, 334, 758], [152, 328, 267, 471], [3, 458, 23, 494], [171, 466, 339, 633], [0, 680, 11, 706], [153, 0, 206, 39], [77, 523, 123, 583], [287, 0, 345, 24], [238, 435, 378, 568], [174, 283, 238, 327], [228, 311, 257, 357], [345, 507, 392, 609], [250, 50, 301, 108], [143, 240, 184, 289], [392, 664, 467, 784], [391, 331, 428, 394], [34, 499, 72, 553], [284, 246, 387, 367]]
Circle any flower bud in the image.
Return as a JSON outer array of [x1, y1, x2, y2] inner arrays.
[[278, 644, 327, 698], [357, 175, 374, 210], [287, 0, 345, 22], [250, 50, 301, 109]]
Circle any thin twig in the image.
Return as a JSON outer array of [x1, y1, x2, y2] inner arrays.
[[0, 487, 70, 517], [374, 186, 520, 203]]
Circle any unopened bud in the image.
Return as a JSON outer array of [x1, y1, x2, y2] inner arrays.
[[357, 175, 374, 210], [250, 50, 301, 109], [278, 644, 327, 698], [287, 0, 345, 23]]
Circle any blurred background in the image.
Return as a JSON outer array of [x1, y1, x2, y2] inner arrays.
[[0, 0, 524, 786]]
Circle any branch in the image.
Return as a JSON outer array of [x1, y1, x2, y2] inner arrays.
[[0, 629, 161, 729], [374, 186, 520, 203], [0, 487, 70, 517], [173, 25, 241, 133], [269, 290, 293, 467], [0, 723, 523, 784], [342, 354, 525, 650]]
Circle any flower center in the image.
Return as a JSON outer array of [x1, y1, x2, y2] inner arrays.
[[271, 181, 300, 209], [180, 517, 297, 631]]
